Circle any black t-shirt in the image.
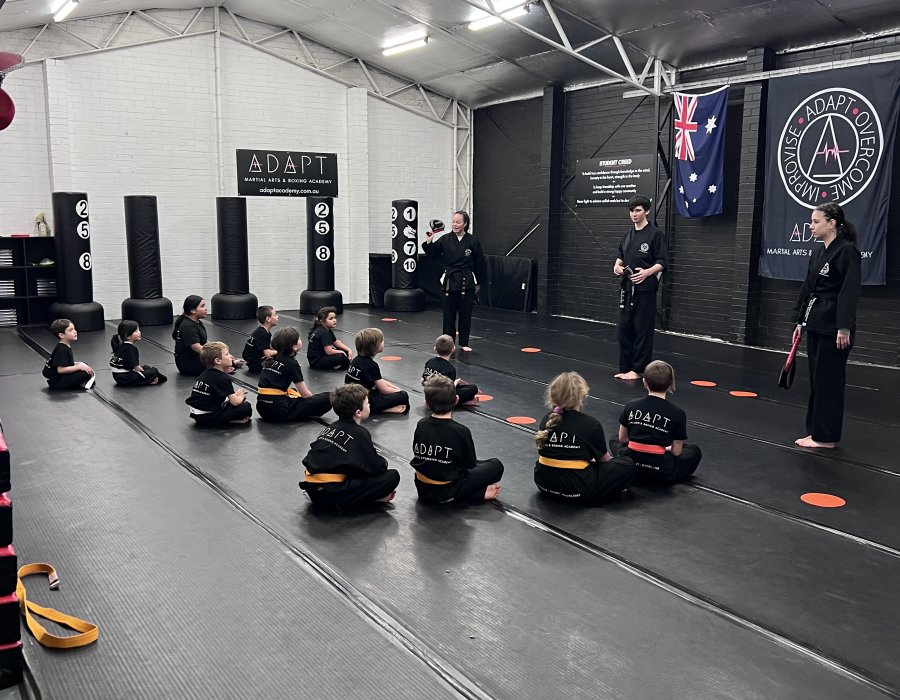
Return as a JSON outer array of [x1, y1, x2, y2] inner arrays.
[[185, 369, 235, 412], [303, 419, 388, 478], [410, 416, 477, 482], [258, 355, 304, 391], [174, 318, 207, 359], [618, 225, 668, 294], [618, 395, 687, 446], [43, 342, 74, 379], [307, 326, 337, 364], [536, 409, 609, 462], [422, 356, 456, 383], [345, 355, 381, 390], [110, 342, 140, 371], [242, 326, 272, 366]]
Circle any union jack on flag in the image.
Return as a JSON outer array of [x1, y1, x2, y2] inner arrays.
[[673, 86, 728, 217]]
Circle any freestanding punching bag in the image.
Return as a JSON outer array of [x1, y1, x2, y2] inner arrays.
[[299, 197, 343, 314], [121, 196, 172, 325], [48, 192, 105, 330], [211, 197, 257, 319], [384, 199, 425, 312]]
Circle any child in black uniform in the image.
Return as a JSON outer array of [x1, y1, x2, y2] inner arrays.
[[173, 295, 208, 377], [110, 320, 167, 386], [534, 372, 635, 504], [307, 306, 353, 370], [256, 327, 332, 423], [345, 328, 409, 414], [42, 318, 95, 390], [300, 384, 400, 511], [411, 375, 503, 504], [610, 360, 701, 484], [242, 305, 279, 374], [422, 334, 479, 406], [185, 342, 252, 427]]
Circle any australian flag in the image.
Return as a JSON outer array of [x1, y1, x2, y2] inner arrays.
[[673, 86, 728, 217]]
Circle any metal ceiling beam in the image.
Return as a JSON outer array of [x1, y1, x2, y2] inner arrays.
[[457, 0, 661, 96]]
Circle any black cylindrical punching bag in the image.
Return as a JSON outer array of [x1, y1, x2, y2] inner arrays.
[[211, 197, 257, 319], [121, 196, 173, 325], [299, 197, 343, 314], [48, 192, 104, 331], [384, 199, 425, 312]]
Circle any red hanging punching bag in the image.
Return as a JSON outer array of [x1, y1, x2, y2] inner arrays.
[[0, 52, 24, 131]]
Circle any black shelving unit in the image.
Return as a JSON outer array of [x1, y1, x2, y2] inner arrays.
[[0, 237, 58, 327]]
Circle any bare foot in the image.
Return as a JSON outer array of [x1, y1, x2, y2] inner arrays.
[[384, 404, 408, 414], [484, 483, 501, 500], [795, 437, 836, 448], [229, 416, 251, 424], [461, 346, 472, 352], [376, 491, 396, 503], [615, 371, 642, 380], [150, 378, 159, 385]]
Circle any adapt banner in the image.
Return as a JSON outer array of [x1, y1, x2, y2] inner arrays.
[[759, 62, 900, 284], [236, 150, 338, 198]]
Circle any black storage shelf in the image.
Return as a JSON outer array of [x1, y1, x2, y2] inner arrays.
[[0, 238, 58, 327]]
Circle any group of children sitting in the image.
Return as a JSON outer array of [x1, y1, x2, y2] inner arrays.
[[42, 302, 701, 512]]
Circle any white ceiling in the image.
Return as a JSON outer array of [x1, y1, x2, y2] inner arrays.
[[2, 0, 900, 106]]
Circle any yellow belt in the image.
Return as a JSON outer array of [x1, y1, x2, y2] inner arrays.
[[537, 455, 591, 469], [303, 469, 347, 484], [415, 470, 452, 485], [17, 563, 99, 649], [258, 386, 301, 398]]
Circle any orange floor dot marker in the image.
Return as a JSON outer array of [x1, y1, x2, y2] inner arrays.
[[381, 355, 402, 361], [521, 347, 542, 353], [729, 391, 758, 398], [475, 394, 493, 402], [506, 416, 536, 425], [800, 493, 846, 508], [691, 380, 717, 387], [381, 317, 398, 322]]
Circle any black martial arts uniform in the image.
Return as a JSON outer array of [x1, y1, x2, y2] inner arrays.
[[345, 356, 409, 414], [42, 343, 91, 390], [617, 224, 667, 374], [534, 409, 635, 505], [423, 232, 486, 347], [610, 395, 701, 484], [174, 317, 207, 377], [185, 369, 252, 427], [110, 342, 167, 386], [307, 326, 350, 370], [794, 236, 861, 443], [256, 355, 331, 423], [300, 419, 400, 512], [422, 356, 478, 404], [241, 326, 272, 374], [411, 416, 503, 504]]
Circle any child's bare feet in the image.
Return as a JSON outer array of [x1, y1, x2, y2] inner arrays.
[[795, 436, 836, 448], [484, 483, 501, 500], [150, 378, 159, 385], [376, 491, 396, 503], [230, 416, 251, 424], [614, 371, 641, 380], [384, 404, 408, 414]]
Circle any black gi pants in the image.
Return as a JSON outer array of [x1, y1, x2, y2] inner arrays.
[[256, 392, 332, 423], [369, 389, 410, 414], [609, 439, 701, 484], [534, 456, 636, 505], [47, 370, 92, 390], [443, 291, 475, 347], [806, 330, 852, 442], [309, 353, 350, 371], [113, 366, 167, 386], [618, 290, 657, 374], [176, 352, 204, 377], [415, 458, 504, 504], [301, 470, 400, 512], [190, 401, 252, 427]]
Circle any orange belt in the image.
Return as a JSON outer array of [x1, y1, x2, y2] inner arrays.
[[258, 387, 301, 398], [415, 471, 452, 485], [537, 456, 591, 469], [303, 469, 347, 484], [627, 441, 667, 455], [17, 563, 99, 649]]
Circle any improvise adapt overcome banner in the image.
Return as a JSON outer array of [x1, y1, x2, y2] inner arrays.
[[759, 62, 900, 285]]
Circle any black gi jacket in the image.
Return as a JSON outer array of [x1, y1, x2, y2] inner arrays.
[[793, 237, 861, 334], [617, 225, 668, 295], [423, 232, 487, 293]]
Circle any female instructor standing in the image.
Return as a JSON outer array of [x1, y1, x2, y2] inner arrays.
[[423, 211, 486, 352], [792, 202, 861, 449]]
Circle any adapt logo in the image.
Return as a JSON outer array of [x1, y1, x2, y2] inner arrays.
[[777, 88, 884, 207]]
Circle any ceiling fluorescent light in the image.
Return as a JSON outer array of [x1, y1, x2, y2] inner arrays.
[[468, 4, 529, 31], [53, 0, 79, 22], [383, 29, 428, 49], [383, 37, 428, 56]]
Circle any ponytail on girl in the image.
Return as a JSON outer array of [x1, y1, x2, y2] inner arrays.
[[816, 202, 858, 245], [534, 372, 590, 450], [172, 295, 204, 340], [111, 319, 139, 352]]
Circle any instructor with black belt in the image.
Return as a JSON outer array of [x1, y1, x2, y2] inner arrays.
[[424, 211, 486, 352]]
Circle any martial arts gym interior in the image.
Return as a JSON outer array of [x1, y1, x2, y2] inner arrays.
[[2, 1, 900, 698]]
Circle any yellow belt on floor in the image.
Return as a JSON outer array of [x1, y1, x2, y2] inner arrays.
[[537, 455, 591, 469], [258, 387, 301, 398], [415, 471, 452, 485], [17, 563, 98, 649], [303, 470, 348, 484]]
